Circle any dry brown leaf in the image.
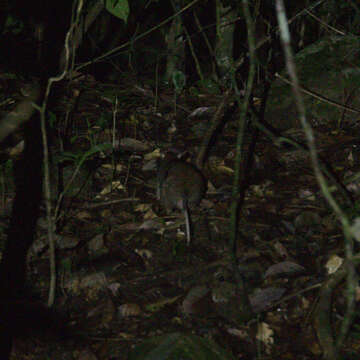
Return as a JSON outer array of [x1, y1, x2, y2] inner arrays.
[[264, 261, 305, 278], [135, 203, 152, 212], [76, 211, 92, 220], [256, 322, 274, 346], [99, 181, 125, 195], [325, 254, 343, 274], [144, 148, 161, 160], [118, 303, 142, 317], [182, 285, 210, 315]]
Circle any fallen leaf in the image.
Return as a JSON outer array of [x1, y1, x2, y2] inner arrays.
[[325, 254, 343, 274], [264, 261, 305, 278], [256, 322, 274, 346]]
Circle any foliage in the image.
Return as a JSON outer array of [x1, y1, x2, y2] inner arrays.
[[2, 15, 24, 35], [172, 70, 186, 94], [128, 332, 235, 360], [0, 159, 14, 194], [59, 143, 112, 167], [266, 35, 360, 129], [105, 0, 129, 23]]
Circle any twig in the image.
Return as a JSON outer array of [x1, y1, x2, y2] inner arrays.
[[76, 0, 202, 72], [36, 0, 84, 307], [275, 73, 360, 115], [275, 1, 357, 358]]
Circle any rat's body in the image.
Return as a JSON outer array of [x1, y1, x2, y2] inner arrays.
[[157, 159, 206, 245]]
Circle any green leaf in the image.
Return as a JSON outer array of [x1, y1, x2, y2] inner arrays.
[[48, 111, 57, 128], [172, 71, 186, 93], [128, 333, 236, 360], [75, 143, 112, 167], [3, 15, 24, 34], [105, 0, 129, 23], [58, 143, 112, 165]]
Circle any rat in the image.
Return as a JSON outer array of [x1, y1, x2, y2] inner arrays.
[[157, 158, 207, 245]]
